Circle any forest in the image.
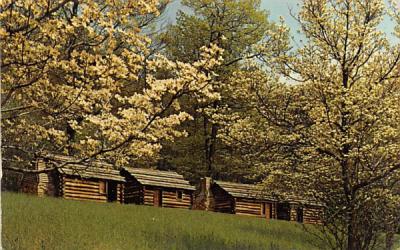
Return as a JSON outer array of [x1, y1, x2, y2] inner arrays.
[[1, 0, 400, 249]]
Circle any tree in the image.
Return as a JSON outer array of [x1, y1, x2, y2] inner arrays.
[[159, 0, 289, 181], [0, 0, 222, 172], [221, 0, 400, 249]]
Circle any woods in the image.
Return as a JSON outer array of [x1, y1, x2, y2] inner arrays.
[[1, 0, 400, 249]]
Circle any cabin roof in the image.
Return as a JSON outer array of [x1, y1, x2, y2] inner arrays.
[[214, 180, 276, 201], [43, 154, 125, 182], [214, 180, 323, 206], [58, 165, 125, 182], [282, 194, 324, 206], [123, 167, 195, 191]]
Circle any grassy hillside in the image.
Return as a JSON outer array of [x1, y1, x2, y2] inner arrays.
[[0, 192, 355, 249]]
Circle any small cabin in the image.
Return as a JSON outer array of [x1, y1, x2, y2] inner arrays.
[[20, 159, 58, 196], [57, 163, 125, 203], [282, 196, 324, 224], [195, 177, 322, 224], [21, 155, 125, 203], [121, 167, 195, 209], [195, 177, 277, 219]]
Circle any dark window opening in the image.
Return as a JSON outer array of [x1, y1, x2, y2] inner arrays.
[[277, 202, 291, 221], [107, 182, 117, 202], [261, 203, 266, 215], [176, 190, 183, 200], [297, 207, 304, 223]]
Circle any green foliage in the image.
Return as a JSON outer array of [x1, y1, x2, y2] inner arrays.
[[221, 0, 400, 249], [158, 0, 289, 181], [2, 192, 326, 250], [163, 0, 270, 64]]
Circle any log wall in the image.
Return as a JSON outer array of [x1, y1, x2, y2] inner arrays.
[[61, 176, 123, 203], [123, 177, 143, 204], [287, 204, 322, 224], [234, 198, 276, 218], [290, 206, 298, 222], [61, 176, 107, 202], [38, 171, 57, 197], [143, 186, 192, 209], [20, 173, 38, 194], [117, 183, 123, 203], [271, 202, 277, 219], [143, 187, 155, 206], [303, 206, 323, 224], [211, 185, 234, 213], [235, 198, 262, 217], [161, 189, 192, 209]]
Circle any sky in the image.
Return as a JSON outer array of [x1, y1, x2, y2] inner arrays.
[[163, 0, 399, 44]]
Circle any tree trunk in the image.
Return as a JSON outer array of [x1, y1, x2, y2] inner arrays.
[[347, 216, 356, 250], [385, 231, 394, 250], [204, 101, 219, 178], [204, 116, 211, 176], [208, 122, 218, 175]]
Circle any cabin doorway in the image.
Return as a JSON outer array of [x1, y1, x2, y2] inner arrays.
[[277, 202, 291, 221], [107, 182, 118, 202], [296, 207, 304, 223], [153, 189, 162, 207], [261, 203, 272, 219]]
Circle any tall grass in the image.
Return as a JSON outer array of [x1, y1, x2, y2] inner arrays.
[[2, 192, 328, 250]]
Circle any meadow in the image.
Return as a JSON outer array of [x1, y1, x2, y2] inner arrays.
[[1, 192, 394, 250]]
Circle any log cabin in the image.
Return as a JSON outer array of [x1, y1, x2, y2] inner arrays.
[[20, 155, 125, 203], [282, 195, 324, 225], [121, 167, 195, 209], [194, 177, 277, 219], [194, 177, 323, 224]]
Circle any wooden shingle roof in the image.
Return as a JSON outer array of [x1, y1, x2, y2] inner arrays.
[[214, 181, 276, 201], [44, 154, 125, 182], [123, 167, 195, 191], [214, 180, 323, 206], [59, 165, 125, 182]]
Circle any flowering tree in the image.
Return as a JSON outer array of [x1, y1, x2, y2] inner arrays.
[[1, 0, 222, 170], [159, 0, 289, 181], [222, 0, 400, 249]]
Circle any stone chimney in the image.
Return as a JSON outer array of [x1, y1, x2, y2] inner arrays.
[[37, 158, 56, 197], [193, 177, 214, 211]]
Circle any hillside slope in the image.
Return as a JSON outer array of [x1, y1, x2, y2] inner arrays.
[[2, 192, 329, 250]]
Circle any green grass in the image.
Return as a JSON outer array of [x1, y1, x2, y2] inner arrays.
[[3, 192, 327, 250]]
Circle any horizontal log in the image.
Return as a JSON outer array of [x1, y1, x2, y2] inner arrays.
[[215, 202, 232, 206], [163, 205, 190, 209], [214, 203, 232, 207], [64, 178, 99, 185], [236, 201, 262, 205], [236, 204, 261, 209], [236, 209, 260, 214], [63, 182, 99, 189], [64, 192, 106, 200], [64, 196, 107, 203], [64, 184, 99, 191], [162, 201, 191, 205], [162, 197, 191, 202], [63, 190, 99, 197], [236, 213, 261, 217], [63, 185, 99, 192], [162, 193, 191, 198]]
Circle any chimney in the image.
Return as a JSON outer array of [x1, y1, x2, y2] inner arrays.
[[202, 177, 214, 211]]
